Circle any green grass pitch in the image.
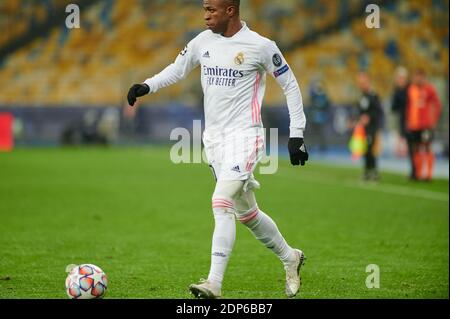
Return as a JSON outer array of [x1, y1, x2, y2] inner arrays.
[[0, 147, 448, 298]]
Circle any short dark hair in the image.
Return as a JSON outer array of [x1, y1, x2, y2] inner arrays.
[[224, 0, 240, 13]]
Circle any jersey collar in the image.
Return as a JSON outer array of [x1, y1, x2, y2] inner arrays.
[[217, 21, 248, 40]]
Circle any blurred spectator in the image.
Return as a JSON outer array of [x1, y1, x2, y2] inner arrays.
[[97, 108, 120, 143], [308, 79, 330, 152], [61, 109, 110, 145], [391, 66, 415, 179], [406, 69, 442, 181], [356, 72, 384, 181]]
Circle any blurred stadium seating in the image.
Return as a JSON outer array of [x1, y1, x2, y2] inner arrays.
[[0, 0, 448, 153], [0, 0, 72, 48], [0, 0, 448, 105]]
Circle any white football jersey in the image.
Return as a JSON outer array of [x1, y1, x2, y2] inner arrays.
[[144, 21, 306, 138]]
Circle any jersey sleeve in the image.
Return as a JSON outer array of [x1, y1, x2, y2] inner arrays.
[[261, 40, 306, 138], [143, 37, 200, 93]]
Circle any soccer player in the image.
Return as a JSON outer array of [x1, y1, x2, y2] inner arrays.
[[406, 69, 442, 181], [356, 72, 384, 181], [127, 0, 308, 299]]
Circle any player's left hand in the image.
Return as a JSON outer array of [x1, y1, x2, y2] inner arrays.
[[288, 138, 309, 166]]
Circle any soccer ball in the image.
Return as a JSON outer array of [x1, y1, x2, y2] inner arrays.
[[65, 264, 108, 299]]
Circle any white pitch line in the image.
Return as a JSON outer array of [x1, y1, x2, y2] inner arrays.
[[275, 171, 449, 202]]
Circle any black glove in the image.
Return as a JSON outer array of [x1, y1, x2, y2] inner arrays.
[[288, 138, 309, 166], [127, 84, 150, 106]]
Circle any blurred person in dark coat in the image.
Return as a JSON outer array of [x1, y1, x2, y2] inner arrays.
[[356, 72, 384, 181]]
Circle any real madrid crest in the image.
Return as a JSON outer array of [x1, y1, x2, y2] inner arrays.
[[234, 52, 244, 65]]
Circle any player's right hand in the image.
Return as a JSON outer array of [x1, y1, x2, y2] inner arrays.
[[127, 84, 150, 106]]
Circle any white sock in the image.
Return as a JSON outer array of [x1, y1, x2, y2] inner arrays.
[[207, 209, 236, 288], [239, 208, 296, 265]]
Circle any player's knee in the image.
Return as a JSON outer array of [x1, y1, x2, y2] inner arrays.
[[236, 205, 260, 226], [211, 180, 246, 217], [212, 181, 243, 212], [212, 196, 235, 217]]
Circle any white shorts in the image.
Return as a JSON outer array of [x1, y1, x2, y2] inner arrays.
[[203, 128, 265, 182]]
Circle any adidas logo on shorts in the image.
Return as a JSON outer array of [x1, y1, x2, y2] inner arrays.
[[231, 165, 241, 173]]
